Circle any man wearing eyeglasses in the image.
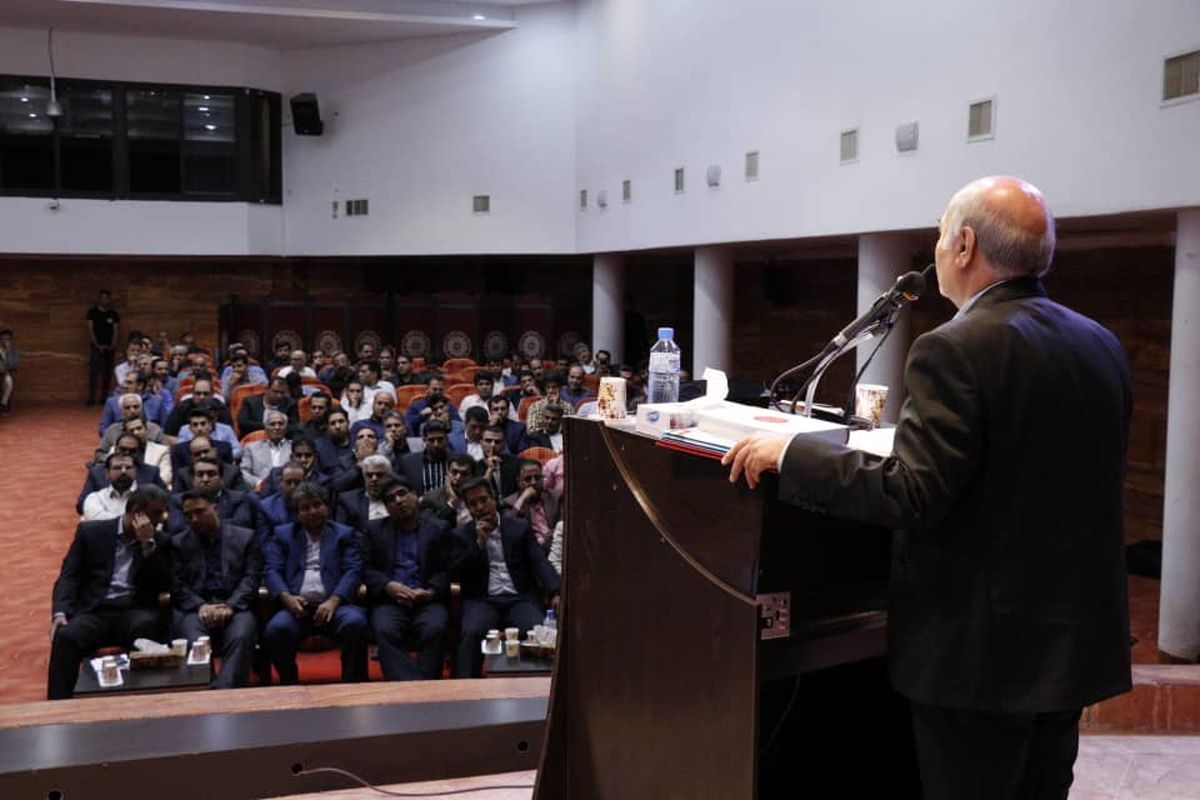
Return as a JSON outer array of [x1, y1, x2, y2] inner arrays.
[[362, 478, 453, 681]]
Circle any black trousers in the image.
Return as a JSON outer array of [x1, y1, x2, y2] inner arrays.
[[910, 702, 1082, 800], [48, 607, 163, 700], [455, 593, 544, 678], [88, 346, 115, 404], [371, 602, 449, 681], [174, 609, 258, 689]]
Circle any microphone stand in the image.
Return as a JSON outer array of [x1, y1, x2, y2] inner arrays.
[[794, 306, 904, 419]]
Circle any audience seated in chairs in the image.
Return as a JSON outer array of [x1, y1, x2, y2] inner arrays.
[[427, 394, 465, 438], [560, 364, 594, 409], [358, 359, 396, 411], [277, 349, 317, 380], [77, 447, 166, 515], [457, 371, 496, 416], [174, 437, 248, 494], [165, 376, 233, 436], [94, 393, 167, 462], [82, 452, 140, 522], [241, 410, 293, 489], [238, 377, 298, 437], [169, 488, 262, 689], [503, 369, 541, 412], [111, 419, 173, 488], [341, 379, 369, 425], [378, 410, 411, 461], [421, 453, 478, 529], [391, 353, 425, 387], [221, 350, 268, 390], [299, 391, 332, 439], [175, 400, 242, 460], [258, 436, 327, 497], [167, 456, 261, 536], [502, 459, 560, 553], [449, 478, 560, 678], [334, 453, 393, 533], [398, 419, 453, 495], [263, 482, 369, 685], [525, 371, 569, 435], [332, 426, 381, 494], [0, 327, 19, 412], [48, 485, 173, 700], [363, 477, 453, 681], [170, 405, 236, 474], [98, 372, 164, 435], [349, 391, 396, 442], [405, 374, 461, 436]]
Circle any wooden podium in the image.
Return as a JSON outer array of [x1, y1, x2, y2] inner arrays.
[[535, 418, 919, 799]]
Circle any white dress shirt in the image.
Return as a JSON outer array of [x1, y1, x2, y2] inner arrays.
[[83, 482, 137, 521]]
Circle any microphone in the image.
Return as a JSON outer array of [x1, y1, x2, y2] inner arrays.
[[826, 265, 931, 351]]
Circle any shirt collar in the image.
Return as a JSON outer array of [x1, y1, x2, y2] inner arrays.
[[954, 278, 1018, 319]]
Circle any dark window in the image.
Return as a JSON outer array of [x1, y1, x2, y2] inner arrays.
[[60, 85, 114, 192], [0, 79, 54, 191], [0, 74, 282, 203]]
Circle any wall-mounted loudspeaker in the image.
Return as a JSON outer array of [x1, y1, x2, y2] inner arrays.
[[290, 93, 324, 136]]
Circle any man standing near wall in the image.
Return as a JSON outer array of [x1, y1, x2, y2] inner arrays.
[[724, 176, 1132, 800], [86, 290, 121, 406]]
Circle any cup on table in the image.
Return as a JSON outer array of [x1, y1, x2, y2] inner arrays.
[[504, 627, 520, 641], [854, 383, 889, 426], [100, 656, 119, 684], [485, 630, 502, 654], [597, 377, 627, 420], [505, 638, 521, 658], [193, 635, 211, 661], [171, 638, 188, 657]]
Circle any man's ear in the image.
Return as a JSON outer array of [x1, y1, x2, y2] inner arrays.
[[959, 225, 977, 262]]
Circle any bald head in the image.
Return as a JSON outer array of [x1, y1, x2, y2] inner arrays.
[[936, 176, 1055, 307]]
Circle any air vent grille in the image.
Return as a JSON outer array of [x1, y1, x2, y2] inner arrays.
[[580, 189, 587, 210], [473, 195, 490, 213], [840, 129, 858, 162], [1164, 50, 1200, 101], [745, 151, 759, 181], [622, 179, 631, 203], [968, 99, 994, 139], [345, 198, 369, 216], [674, 167, 685, 193]]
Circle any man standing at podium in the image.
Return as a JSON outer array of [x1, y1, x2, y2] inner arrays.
[[724, 176, 1132, 800]]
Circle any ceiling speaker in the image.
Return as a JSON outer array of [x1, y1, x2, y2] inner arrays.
[[290, 93, 324, 136]]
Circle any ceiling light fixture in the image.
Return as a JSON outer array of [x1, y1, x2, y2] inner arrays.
[[198, 106, 210, 112], [20, 97, 28, 103], [473, 14, 486, 20], [204, 124, 217, 131]]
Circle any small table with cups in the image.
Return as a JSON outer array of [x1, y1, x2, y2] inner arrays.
[[74, 637, 214, 697], [480, 625, 556, 677]]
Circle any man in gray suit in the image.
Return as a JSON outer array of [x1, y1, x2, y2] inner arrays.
[[241, 410, 292, 490], [725, 176, 1132, 800]]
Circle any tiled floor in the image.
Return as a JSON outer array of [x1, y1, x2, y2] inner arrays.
[[1071, 735, 1200, 800]]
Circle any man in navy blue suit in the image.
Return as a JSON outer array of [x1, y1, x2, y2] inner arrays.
[[362, 477, 452, 680], [263, 482, 368, 684], [449, 478, 559, 678]]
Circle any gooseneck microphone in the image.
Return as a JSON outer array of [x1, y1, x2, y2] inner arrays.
[[826, 266, 931, 352]]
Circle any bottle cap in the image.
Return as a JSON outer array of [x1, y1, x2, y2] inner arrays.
[[657, 327, 674, 340]]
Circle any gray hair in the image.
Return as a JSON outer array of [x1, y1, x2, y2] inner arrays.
[[119, 393, 142, 407], [360, 454, 393, 473], [265, 409, 288, 424], [292, 481, 329, 508], [942, 178, 1056, 278]]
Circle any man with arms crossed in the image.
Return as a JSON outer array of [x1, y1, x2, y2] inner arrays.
[[724, 176, 1132, 800]]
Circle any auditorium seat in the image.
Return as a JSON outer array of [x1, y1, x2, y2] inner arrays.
[[517, 396, 540, 423], [395, 385, 428, 414], [517, 446, 557, 466], [444, 383, 474, 407]]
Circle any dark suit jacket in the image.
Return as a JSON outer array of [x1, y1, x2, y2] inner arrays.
[[499, 419, 530, 455], [170, 439, 235, 475], [51, 518, 172, 617], [334, 488, 372, 534], [361, 516, 452, 602], [779, 278, 1132, 713], [485, 454, 521, 499], [167, 489, 263, 540], [314, 436, 352, 476], [449, 516, 560, 600], [265, 521, 361, 602], [76, 463, 166, 514], [168, 522, 262, 612], [397, 452, 450, 495], [404, 397, 461, 437], [259, 493, 295, 531], [237, 395, 298, 436], [173, 462, 248, 494], [522, 430, 553, 450], [258, 466, 330, 498]]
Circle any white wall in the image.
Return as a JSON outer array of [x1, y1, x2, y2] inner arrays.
[[573, 0, 1200, 253], [280, 1, 577, 256], [0, 26, 283, 256]]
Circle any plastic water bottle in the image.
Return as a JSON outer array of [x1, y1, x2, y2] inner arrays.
[[647, 326, 682, 403], [543, 609, 557, 631]]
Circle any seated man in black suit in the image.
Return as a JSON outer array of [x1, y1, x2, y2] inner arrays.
[[363, 478, 452, 680], [299, 392, 332, 439], [501, 459, 560, 552], [263, 482, 369, 684], [169, 489, 262, 689], [449, 478, 560, 678], [331, 427, 381, 493], [398, 419, 451, 495], [48, 486, 173, 699], [167, 457, 262, 537], [334, 454, 394, 534], [258, 436, 328, 497], [238, 376, 298, 437], [524, 402, 565, 453], [315, 407, 353, 476], [480, 424, 519, 497], [421, 453, 478, 528], [174, 436, 248, 494]]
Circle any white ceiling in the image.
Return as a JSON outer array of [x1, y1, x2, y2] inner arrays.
[[0, 0, 563, 49]]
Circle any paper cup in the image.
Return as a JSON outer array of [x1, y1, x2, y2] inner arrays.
[[854, 383, 889, 426], [597, 377, 627, 420]]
